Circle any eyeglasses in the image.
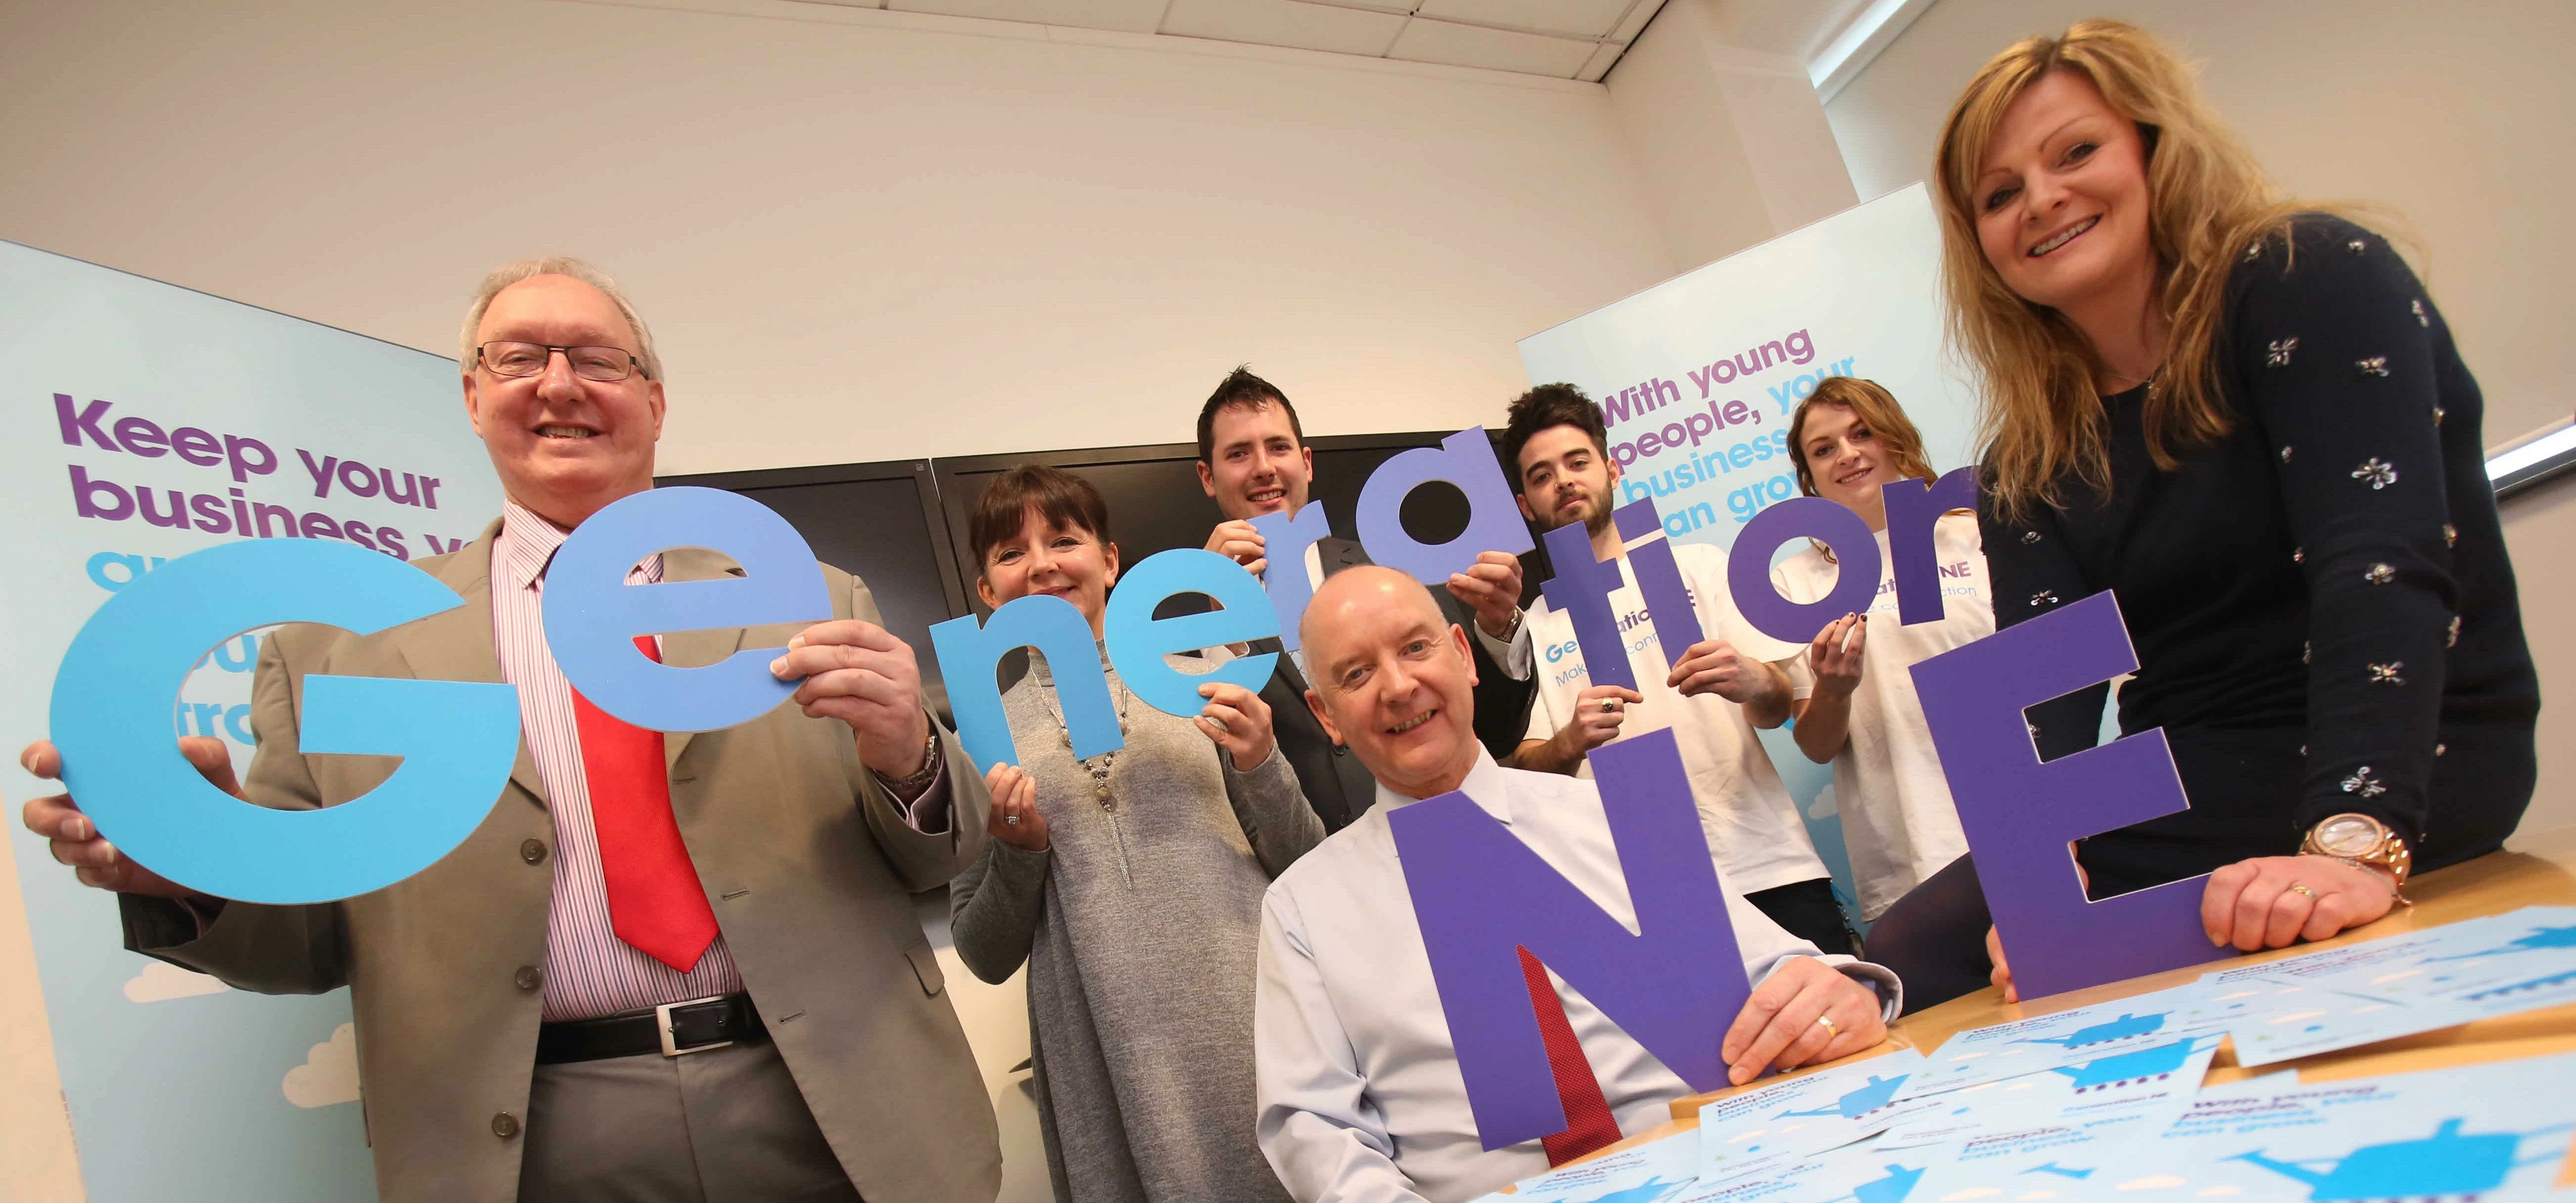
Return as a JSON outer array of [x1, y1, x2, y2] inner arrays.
[[476, 341, 648, 382]]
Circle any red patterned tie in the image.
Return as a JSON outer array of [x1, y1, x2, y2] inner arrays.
[[571, 636, 718, 973], [1519, 947, 1624, 1165]]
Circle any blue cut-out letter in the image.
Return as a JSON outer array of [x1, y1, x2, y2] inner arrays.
[[1909, 592, 2232, 999], [1614, 499, 1704, 651], [1539, 516, 1635, 691], [544, 487, 832, 732], [48, 538, 521, 904], [1354, 428, 1535, 585], [1102, 548, 1278, 716], [929, 595, 1118, 773], [1882, 468, 1977, 626], [1249, 503, 1333, 654], [1729, 496, 1879, 644], [1389, 730, 1752, 1149]]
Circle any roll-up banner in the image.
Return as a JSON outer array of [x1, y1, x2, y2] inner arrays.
[[2, 240, 502, 1202], [1514, 184, 1980, 930]]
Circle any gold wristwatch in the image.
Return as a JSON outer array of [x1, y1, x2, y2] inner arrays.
[[2300, 812, 2414, 904]]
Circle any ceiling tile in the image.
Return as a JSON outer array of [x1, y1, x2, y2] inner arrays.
[[886, 0, 1172, 35], [1414, 0, 1637, 39], [1608, 0, 1665, 44], [1158, 0, 1408, 57], [1574, 39, 1625, 82], [1385, 17, 1597, 77]]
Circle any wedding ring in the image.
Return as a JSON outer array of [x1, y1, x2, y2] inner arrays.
[[1208, 714, 1228, 732], [1005, 815, 1021, 826], [2287, 883, 2316, 898], [1815, 1015, 1838, 1039]]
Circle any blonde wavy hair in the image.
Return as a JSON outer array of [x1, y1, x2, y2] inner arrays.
[[1935, 20, 2310, 522], [1787, 377, 1939, 498]]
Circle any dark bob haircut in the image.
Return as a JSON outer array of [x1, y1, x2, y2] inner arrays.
[[967, 464, 1112, 576]]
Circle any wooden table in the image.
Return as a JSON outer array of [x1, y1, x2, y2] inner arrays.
[[1586, 827, 2576, 1164]]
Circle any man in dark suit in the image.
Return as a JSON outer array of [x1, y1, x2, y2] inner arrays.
[[1193, 368, 1536, 831]]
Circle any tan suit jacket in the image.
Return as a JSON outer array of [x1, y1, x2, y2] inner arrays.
[[121, 521, 1001, 1203]]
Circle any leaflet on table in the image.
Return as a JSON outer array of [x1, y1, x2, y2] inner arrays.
[[1873, 1033, 2221, 1152], [2088, 1049, 2576, 1201], [1880, 1034, 2221, 1200], [1692, 1049, 1940, 1183], [1658, 1136, 1929, 1203], [1500, 1125, 1700, 1203], [2257, 905, 2576, 1013], [1893, 981, 2249, 1100], [2201, 906, 2576, 1067]]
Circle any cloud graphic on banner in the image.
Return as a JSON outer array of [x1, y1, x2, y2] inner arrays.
[[283, 1023, 359, 1108], [122, 961, 230, 1003], [1807, 782, 1839, 820]]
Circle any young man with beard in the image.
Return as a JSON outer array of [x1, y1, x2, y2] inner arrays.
[[1193, 367, 1535, 831], [1497, 385, 1857, 956]]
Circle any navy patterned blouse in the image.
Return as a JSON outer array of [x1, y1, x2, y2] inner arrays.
[[1983, 215, 2538, 896]]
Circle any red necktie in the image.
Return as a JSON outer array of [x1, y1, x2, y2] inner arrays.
[[571, 637, 718, 973], [1519, 947, 1623, 1165]]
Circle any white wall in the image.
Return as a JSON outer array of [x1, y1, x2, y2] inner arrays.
[[0, 0, 1684, 477], [1823, 0, 2576, 842]]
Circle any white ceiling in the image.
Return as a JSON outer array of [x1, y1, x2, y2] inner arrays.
[[795, 0, 1673, 82]]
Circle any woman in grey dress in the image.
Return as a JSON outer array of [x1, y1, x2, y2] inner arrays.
[[950, 465, 1324, 1203]]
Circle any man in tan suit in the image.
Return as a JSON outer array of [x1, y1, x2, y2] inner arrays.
[[18, 258, 999, 1202]]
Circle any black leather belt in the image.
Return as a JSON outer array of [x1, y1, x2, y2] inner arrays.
[[536, 993, 766, 1064]]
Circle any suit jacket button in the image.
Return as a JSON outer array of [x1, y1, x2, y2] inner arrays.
[[513, 965, 542, 991], [520, 839, 547, 865], [491, 1113, 520, 1139]]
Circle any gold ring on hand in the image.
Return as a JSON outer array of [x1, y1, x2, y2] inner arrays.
[[2287, 883, 2317, 898], [1815, 1014, 1838, 1039]]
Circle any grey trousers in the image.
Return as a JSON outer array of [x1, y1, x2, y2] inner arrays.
[[518, 1036, 863, 1203]]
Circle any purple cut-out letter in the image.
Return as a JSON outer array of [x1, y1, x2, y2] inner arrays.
[[1882, 468, 1977, 626], [1909, 592, 2232, 1000], [1389, 730, 1751, 1150], [1728, 496, 1878, 645], [1614, 500, 1704, 651], [1539, 516, 1633, 690]]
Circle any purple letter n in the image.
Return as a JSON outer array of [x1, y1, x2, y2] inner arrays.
[[1908, 592, 2233, 1000], [1388, 730, 1750, 1150]]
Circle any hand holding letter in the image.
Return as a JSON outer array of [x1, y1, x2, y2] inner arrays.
[[1204, 519, 1268, 578], [18, 737, 219, 900], [1445, 551, 1525, 640], [1807, 613, 1867, 698], [771, 620, 934, 778], [983, 764, 1050, 852], [1196, 681, 1278, 772]]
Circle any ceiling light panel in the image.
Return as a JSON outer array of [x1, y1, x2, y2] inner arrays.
[[887, 0, 1172, 34], [1386, 17, 1597, 77], [1413, 0, 1639, 39], [1158, 0, 1409, 57]]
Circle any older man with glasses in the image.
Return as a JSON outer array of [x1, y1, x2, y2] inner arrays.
[[19, 258, 1000, 1203]]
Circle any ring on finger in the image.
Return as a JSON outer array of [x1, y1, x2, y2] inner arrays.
[[1599, 698, 1619, 714], [1005, 815, 1021, 825], [1814, 1014, 1838, 1039], [2287, 883, 2317, 898]]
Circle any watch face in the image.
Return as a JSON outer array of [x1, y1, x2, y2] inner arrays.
[[2317, 815, 2383, 857]]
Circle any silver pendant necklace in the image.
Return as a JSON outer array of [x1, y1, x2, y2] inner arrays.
[[1043, 676, 1134, 811]]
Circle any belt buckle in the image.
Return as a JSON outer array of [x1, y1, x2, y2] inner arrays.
[[656, 995, 735, 1058]]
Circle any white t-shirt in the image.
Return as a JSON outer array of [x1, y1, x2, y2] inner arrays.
[[1773, 513, 1993, 920], [1520, 540, 1829, 897]]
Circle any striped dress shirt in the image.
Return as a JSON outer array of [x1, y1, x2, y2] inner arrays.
[[491, 502, 746, 1020]]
